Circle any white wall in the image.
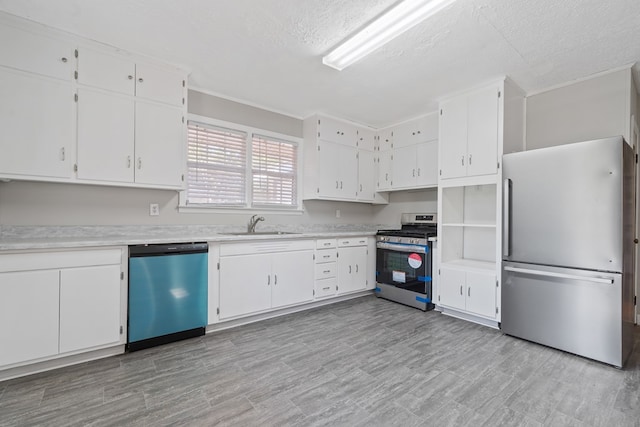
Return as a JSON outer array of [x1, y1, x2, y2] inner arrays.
[[0, 180, 377, 226], [526, 68, 632, 149], [372, 189, 438, 226]]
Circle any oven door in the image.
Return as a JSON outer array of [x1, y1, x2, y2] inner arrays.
[[376, 241, 432, 294]]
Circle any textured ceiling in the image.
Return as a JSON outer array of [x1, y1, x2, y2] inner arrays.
[[1, 0, 639, 128]]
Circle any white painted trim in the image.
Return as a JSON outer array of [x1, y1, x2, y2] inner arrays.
[[0, 345, 124, 382], [188, 85, 303, 120], [438, 306, 500, 329], [526, 64, 635, 97], [206, 291, 373, 332]]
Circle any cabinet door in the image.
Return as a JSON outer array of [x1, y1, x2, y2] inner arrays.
[[357, 150, 375, 201], [0, 68, 73, 179], [338, 145, 358, 199], [134, 101, 184, 187], [0, 24, 74, 80], [416, 141, 438, 187], [377, 150, 393, 190], [0, 270, 60, 366], [439, 96, 468, 179], [76, 88, 135, 182], [135, 63, 185, 106], [219, 254, 272, 319], [338, 246, 367, 294], [465, 271, 497, 318], [439, 267, 466, 310], [467, 86, 499, 177], [271, 250, 314, 308], [378, 128, 394, 151], [356, 127, 376, 150], [392, 145, 417, 189], [59, 265, 121, 353], [77, 47, 135, 95], [317, 141, 342, 198], [318, 116, 356, 146]]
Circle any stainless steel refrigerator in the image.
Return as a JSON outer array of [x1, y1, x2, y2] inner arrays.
[[502, 136, 635, 367]]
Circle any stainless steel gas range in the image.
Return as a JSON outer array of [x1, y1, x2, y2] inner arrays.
[[375, 213, 437, 311]]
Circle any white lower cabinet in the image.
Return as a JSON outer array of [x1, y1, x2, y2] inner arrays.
[[337, 237, 369, 294], [0, 248, 125, 370], [439, 266, 497, 319], [0, 270, 60, 366], [218, 241, 315, 319], [59, 265, 122, 353]]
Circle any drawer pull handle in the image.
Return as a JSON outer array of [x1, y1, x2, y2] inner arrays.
[[323, 287, 330, 291], [323, 270, 330, 274]]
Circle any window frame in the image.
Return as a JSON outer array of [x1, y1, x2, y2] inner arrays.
[[179, 114, 304, 214]]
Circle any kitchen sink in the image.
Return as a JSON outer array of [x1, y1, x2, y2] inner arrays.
[[220, 231, 300, 236]]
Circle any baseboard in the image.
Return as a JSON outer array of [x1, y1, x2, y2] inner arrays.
[[0, 345, 125, 382], [439, 306, 500, 329], [207, 291, 373, 333]]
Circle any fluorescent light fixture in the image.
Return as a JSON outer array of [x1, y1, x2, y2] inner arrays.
[[323, 0, 456, 70]]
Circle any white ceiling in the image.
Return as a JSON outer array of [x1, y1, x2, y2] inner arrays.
[[1, 0, 639, 128]]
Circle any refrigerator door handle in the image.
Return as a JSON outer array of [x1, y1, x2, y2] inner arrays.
[[504, 266, 614, 284], [503, 178, 512, 257]]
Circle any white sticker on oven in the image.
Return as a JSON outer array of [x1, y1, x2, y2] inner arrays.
[[392, 270, 406, 283], [408, 253, 422, 269]]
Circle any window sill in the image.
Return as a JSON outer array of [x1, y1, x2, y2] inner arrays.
[[178, 205, 305, 215]]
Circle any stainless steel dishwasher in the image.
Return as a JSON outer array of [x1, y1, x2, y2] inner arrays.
[[128, 242, 208, 352]]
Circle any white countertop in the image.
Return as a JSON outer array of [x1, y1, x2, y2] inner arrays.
[[0, 225, 385, 251]]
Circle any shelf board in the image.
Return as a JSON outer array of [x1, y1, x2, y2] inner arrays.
[[440, 259, 496, 272], [441, 223, 496, 228]]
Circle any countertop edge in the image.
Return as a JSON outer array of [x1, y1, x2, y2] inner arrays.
[[0, 230, 379, 251]]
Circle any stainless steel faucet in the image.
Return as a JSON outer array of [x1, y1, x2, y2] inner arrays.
[[247, 214, 265, 233]]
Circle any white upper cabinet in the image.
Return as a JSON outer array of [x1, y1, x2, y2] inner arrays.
[[76, 88, 135, 183], [77, 47, 135, 95], [135, 62, 185, 106], [0, 23, 74, 80], [75, 45, 187, 188], [316, 116, 357, 146], [439, 82, 519, 180], [357, 150, 376, 202], [0, 68, 74, 180], [381, 112, 439, 190], [0, 15, 187, 189], [0, 22, 74, 181], [393, 114, 438, 148], [304, 114, 383, 203], [134, 101, 185, 186], [356, 127, 376, 150]]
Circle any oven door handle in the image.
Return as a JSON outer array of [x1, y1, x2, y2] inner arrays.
[[376, 242, 427, 254]]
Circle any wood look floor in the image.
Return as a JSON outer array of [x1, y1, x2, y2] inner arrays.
[[1, 295, 639, 427]]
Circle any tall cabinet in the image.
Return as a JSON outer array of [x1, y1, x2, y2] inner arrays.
[[436, 79, 525, 328]]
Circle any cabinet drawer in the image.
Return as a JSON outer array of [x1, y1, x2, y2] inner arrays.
[[316, 239, 337, 249], [337, 237, 369, 247], [315, 277, 337, 298], [316, 249, 337, 263], [315, 262, 337, 280]]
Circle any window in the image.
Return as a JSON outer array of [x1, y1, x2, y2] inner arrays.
[[186, 123, 247, 206], [252, 135, 298, 208], [184, 119, 300, 210]]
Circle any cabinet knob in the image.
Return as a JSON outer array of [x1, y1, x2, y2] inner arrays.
[[138, 78, 144, 83], [469, 154, 472, 165], [128, 75, 134, 80], [461, 156, 465, 166], [468, 287, 471, 297], [460, 285, 463, 295], [61, 57, 68, 63], [137, 158, 142, 169], [127, 156, 131, 168], [60, 147, 65, 161]]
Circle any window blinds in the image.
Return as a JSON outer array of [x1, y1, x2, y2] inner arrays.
[[251, 134, 298, 208], [186, 123, 247, 205]]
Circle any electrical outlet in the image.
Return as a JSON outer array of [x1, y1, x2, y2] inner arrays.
[[336, 209, 341, 218], [149, 203, 160, 216]]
